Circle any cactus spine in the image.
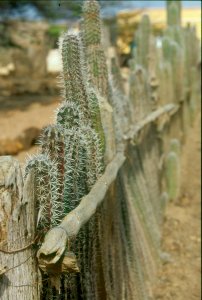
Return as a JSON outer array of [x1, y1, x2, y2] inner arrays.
[[81, 0, 110, 99], [25, 14, 105, 274], [24, 26, 106, 298], [81, 0, 116, 163], [25, 154, 62, 230]]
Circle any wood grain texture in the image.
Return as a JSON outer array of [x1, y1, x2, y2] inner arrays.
[[0, 156, 40, 300]]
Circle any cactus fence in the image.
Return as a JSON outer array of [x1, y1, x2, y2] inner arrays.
[[0, 1, 201, 299]]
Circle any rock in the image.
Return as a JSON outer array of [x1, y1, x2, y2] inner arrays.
[[0, 21, 50, 96], [0, 127, 40, 155]]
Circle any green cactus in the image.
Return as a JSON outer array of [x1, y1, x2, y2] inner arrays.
[[109, 57, 132, 142], [24, 15, 104, 273], [162, 36, 185, 102], [81, 0, 101, 47], [184, 25, 200, 91], [39, 125, 65, 213], [23, 16, 107, 298], [166, 0, 181, 27], [170, 139, 181, 156], [165, 26, 184, 48], [157, 60, 174, 105], [24, 154, 62, 230], [189, 67, 201, 124], [165, 151, 180, 201], [80, 0, 116, 163], [80, 0, 110, 100], [56, 101, 83, 129], [110, 56, 125, 94], [60, 31, 90, 121], [134, 14, 151, 70], [162, 36, 180, 64], [160, 192, 169, 216], [87, 88, 106, 152], [129, 66, 151, 122]]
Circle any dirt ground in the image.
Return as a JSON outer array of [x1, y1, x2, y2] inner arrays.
[[0, 95, 60, 163], [153, 114, 201, 300], [0, 97, 201, 299]]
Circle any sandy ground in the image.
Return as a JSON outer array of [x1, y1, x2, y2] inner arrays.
[[153, 114, 201, 300], [0, 95, 60, 140], [0, 96, 201, 299], [0, 95, 60, 163]]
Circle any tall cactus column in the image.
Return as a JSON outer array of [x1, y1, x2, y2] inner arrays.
[[80, 0, 117, 163], [134, 15, 151, 70], [81, 0, 110, 99], [166, 0, 181, 27], [23, 28, 107, 298]]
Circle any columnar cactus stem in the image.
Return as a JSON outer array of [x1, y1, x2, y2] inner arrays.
[[59, 30, 105, 154], [135, 15, 151, 70], [87, 89, 106, 153], [81, 0, 110, 99], [184, 25, 200, 90], [170, 139, 181, 156], [165, 151, 180, 201], [63, 128, 88, 214], [25, 154, 62, 230], [166, 0, 181, 27], [162, 36, 185, 102], [110, 56, 125, 94], [157, 61, 174, 105], [80, 0, 116, 163], [129, 66, 151, 122], [24, 19, 106, 243], [189, 67, 200, 124], [56, 102, 83, 130], [61, 32, 90, 121]]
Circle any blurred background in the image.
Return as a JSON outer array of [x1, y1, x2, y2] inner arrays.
[[0, 0, 201, 161]]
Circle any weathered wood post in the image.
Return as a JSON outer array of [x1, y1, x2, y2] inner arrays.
[[0, 156, 40, 299]]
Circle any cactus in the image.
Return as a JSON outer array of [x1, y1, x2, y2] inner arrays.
[[24, 22, 106, 298], [109, 56, 132, 143], [166, 0, 181, 27], [165, 151, 180, 201], [80, 0, 110, 100], [165, 26, 184, 48], [160, 192, 169, 216], [129, 66, 151, 122], [110, 56, 125, 94], [56, 101, 83, 130], [184, 25, 200, 90], [157, 60, 174, 105], [80, 0, 116, 163], [189, 67, 201, 124], [162, 36, 185, 102], [134, 15, 151, 70], [130, 15, 159, 117], [25, 154, 62, 230], [170, 138, 181, 156]]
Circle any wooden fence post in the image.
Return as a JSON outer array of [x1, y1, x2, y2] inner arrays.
[[0, 156, 40, 300]]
